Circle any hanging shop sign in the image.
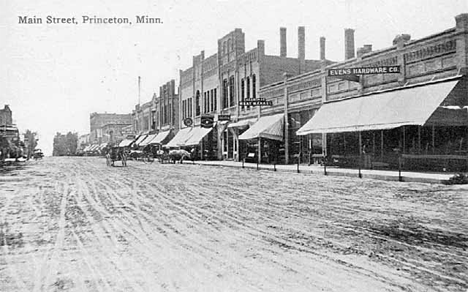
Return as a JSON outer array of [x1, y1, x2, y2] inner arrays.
[[183, 118, 193, 127], [238, 98, 273, 106], [217, 114, 231, 121], [201, 115, 215, 128]]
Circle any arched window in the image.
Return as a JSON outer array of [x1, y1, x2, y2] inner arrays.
[[227, 39, 231, 52]]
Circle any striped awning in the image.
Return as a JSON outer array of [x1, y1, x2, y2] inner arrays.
[[150, 130, 171, 145], [139, 134, 158, 146], [182, 127, 212, 146], [165, 127, 193, 148], [227, 118, 257, 129]]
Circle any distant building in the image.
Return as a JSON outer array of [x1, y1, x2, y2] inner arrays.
[[0, 105, 13, 126], [89, 112, 132, 144]]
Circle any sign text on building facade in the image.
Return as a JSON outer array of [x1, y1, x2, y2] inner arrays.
[[239, 98, 273, 106], [328, 66, 401, 76]]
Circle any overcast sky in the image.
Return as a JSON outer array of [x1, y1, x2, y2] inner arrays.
[[1, 0, 467, 155]]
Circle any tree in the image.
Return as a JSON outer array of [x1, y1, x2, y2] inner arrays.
[[23, 129, 38, 159], [53, 131, 78, 156]]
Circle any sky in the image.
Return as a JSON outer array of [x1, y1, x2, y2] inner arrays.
[[1, 0, 467, 155]]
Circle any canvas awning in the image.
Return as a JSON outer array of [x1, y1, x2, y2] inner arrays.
[[238, 113, 284, 141], [150, 130, 171, 145], [165, 127, 193, 148], [227, 118, 257, 129], [133, 134, 149, 146], [139, 134, 157, 146], [182, 127, 213, 146], [118, 138, 135, 147], [297, 79, 461, 135]]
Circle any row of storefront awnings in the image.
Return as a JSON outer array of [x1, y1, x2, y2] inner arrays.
[[82, 143, 108, 152], [117, 130, 173, 148], [90, 77, 465, 150], [165, 127, 213, 148]]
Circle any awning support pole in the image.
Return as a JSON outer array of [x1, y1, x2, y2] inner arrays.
[[297, 154, 300, 173], [323, 155, 327, 175], [358, 131, 362, 178]]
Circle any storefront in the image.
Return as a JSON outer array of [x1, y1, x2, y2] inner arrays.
[[238, 113, 284, 164], [297, 76, 468, 172]]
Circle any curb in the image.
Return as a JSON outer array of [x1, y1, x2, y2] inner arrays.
[[195, 162, 450, 184]]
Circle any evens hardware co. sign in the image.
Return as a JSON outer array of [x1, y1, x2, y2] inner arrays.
[[328, 66, 400, 76]]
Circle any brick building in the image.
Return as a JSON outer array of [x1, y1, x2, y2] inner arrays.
[[177, 27, 326, 160], [253, 13, 468, 171], [131, 80, 179, 148]]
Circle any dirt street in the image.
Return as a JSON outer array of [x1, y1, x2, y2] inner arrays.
[[1, 157, 467, 292]]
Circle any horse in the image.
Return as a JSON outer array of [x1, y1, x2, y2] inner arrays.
[[107, 148, 127, 167], [168, 149, 192, 164]]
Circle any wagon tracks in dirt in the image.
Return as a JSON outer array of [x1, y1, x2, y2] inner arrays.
[[2, 157, 467, 292]]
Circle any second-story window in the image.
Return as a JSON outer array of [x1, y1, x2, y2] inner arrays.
[[196, 90, 201, 116], [252, 74, 256, 99], [214, 89, 217, 111], [229, 76, 235, 107], [223, 79, 228, 109], [241, 79, 245, 110]]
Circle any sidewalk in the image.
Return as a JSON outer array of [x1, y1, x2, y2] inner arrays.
[[194, 160, 456, 184]]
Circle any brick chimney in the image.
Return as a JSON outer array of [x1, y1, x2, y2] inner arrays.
[[298, 26, 305, 73], [320, 37, 326, 60], [344, 28, 355, 60], [357, 44, 372, 58], [280, 27, 287, 57]]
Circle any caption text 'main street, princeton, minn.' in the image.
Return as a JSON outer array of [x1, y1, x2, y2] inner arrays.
[[18, 15, 162, 25]]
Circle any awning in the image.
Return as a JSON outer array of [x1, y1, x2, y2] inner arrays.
[[89, 144, 99, 151], [238, 113, 284, 141], [297, 79, 460, 135], [182, 127, 213, 146], [150, 130, 171, 145], [227, 118, 257, 129], [139, 134, 158, 146], [165, 127, 193, 148], [134, 134, 149, 146], [118, 138, 135, 147]]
